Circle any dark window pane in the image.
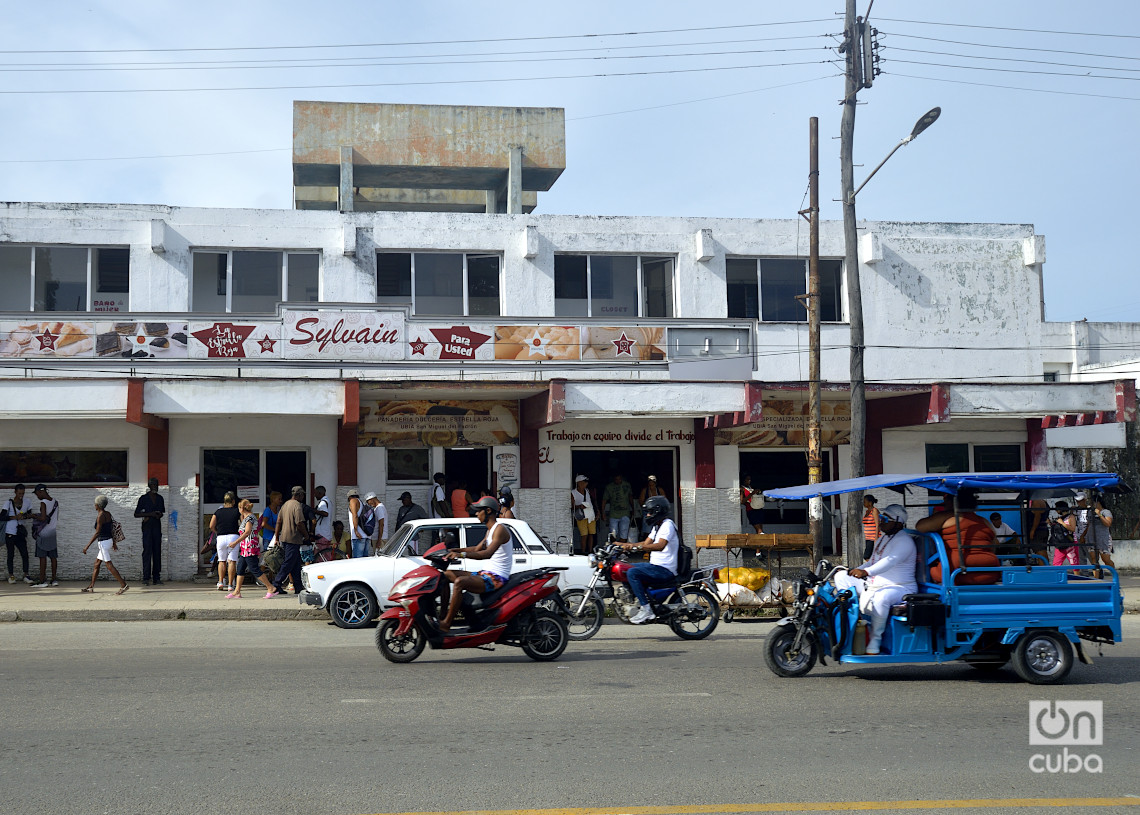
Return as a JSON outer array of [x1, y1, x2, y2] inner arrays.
[[34, 246, 88, 312], [926, 443, 969, 474], [377, 252, 411, 305], [0, 246, 32, 313], [467, 254, 500, 317], [590, 255, 637, 318], [94, 248, 130, 314], [819, 259, 843, 322], [0, 449, 128, 485], [231, 251, 282, 313], [726, 258, 758, 319], [554, 255, 587, 317], [414, 253, 464, 316], [974, 444, 1021, 472], [760, 258, 806, 322], [642, 256, 674, 318], [192, 252, 227, 313], [202, 449, 260, 505], [287, 253, 319, 303]]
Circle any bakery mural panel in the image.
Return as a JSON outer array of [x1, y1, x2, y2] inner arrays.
[[359, 400, 520, 449], [96, 321, 190, 359], [582, 326, 667, 361], [494, 325, 581, 361], [283, 310, 404, 361], [715, 400, 852, 447], [188, 322, 281, 359], [0, 321, 96, 358], [407, 324, 494, 361]]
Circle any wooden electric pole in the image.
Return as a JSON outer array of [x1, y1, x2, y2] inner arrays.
[[807, 117, 824, 560]]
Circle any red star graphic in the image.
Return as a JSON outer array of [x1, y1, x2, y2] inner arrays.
[[257, 335, 277, 354], [612, 332, 637, 356], [429, 326, 491, 360], [409, 337, 429, 356], [37, 329, 58, 351], [190, 323, 255, 358]]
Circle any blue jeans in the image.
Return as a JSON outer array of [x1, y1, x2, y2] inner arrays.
[[625, 563, 676, 607], [608, 516, 631, 542], [351, 538, 370, 558]]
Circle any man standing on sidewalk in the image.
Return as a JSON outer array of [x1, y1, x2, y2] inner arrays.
[[134, 477, 165, 586], [30, 484, 60, 588], [268, 486, 308, 598]]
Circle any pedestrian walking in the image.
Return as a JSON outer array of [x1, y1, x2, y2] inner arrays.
[[134, 476, 165, 585], [227, 499, 274, 598], [430, 472, 450, 518], [30, 484, 60, 588], [395, 491, 428, 528], [4, 483, 35, 584], [210, 492, 241, 591], [267, 486, 308, 598], [81, 495, 128, 594], [450, 480, 474, 518], [571, 475, 596, 555]]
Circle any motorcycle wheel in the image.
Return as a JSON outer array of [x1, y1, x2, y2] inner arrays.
[[521, 610, 569, 661], [560, 589, 605, 641], [1011, 630, 1073, 685], [668, 588, 720, 640], [376, 619, 426, 664], [764, 625, 818, 678], [612, 584, 640, 623]]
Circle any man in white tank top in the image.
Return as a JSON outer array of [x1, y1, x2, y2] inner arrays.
[[438, 496, 514, 632]]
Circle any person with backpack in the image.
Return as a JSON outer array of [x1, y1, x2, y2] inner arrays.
[[364, 492, 387, 549], [347, 488, 366, 558], [618, 496, 681, 625]]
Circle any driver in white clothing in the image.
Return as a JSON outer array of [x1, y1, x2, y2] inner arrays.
[[439, 496, 513, 632], [834, 503, 917, 655]]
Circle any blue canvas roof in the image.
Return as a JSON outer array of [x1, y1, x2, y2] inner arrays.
[[763, 472, 1126, 501]]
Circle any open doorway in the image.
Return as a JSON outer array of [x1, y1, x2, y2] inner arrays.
[[570, 448, 679, 535], [739, 450, 834, 545], [443, 448, 491, 506], [266, 450, 308, 501]]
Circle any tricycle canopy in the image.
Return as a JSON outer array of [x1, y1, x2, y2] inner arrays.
[[762, 472, 1128, 502]]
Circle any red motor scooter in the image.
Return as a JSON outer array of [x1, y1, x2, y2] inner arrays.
[[375, 543, 570, 663]]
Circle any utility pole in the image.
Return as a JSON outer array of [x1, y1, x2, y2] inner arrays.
[[806, 117, 823, 561], [840, 0, 866, 568]]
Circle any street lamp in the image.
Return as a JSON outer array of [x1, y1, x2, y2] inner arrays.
[[850, 107, 941, 202], [841, 106, 940, 567]]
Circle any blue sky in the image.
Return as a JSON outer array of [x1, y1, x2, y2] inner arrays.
[[1, 1, 1137, 323]]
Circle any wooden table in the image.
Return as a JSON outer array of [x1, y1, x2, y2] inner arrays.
[[695, 533, 815, 578]]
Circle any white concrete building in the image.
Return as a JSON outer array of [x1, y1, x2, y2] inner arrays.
[[1, 200, 1136, 580]]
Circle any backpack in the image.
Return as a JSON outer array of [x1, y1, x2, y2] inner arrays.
[[677, 541, 694, 578], [358, 504, 377, 537]]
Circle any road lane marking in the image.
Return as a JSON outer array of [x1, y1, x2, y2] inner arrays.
[[365, 797, 1140, 814], [341, 692, 713, 704]]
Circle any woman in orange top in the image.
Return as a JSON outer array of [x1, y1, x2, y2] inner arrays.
[[450, 479, 475, 518], [915, 490, 1000, 585], [861, 495, 880, 560]]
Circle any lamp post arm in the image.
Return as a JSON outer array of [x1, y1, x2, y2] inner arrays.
[[848, 135, 912, 204]]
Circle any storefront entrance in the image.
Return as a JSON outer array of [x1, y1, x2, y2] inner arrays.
[[571, 447, 679, 535], [443, 448, 491, 502], [740, 449, 836, 548]]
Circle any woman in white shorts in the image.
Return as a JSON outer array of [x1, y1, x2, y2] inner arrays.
[[82, 495, 128, 594], [210, 492, 242, 591]]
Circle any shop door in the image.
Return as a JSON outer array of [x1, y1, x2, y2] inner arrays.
[[443, 448, 491, 506], [739, 450, 833, 539], [201, 449, 259, 574], [265, 450, 308, 504], [570, 448, 679, 535]]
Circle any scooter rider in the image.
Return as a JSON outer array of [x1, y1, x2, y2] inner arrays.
[[438, 496, 513, 631], [834, 503, 917, 655], [619, 496, 679, 624]]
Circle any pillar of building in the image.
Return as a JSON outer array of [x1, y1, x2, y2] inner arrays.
[[338, 146, 354, 213], [507, 145, 523, 215], [694, 419, 716, 488]]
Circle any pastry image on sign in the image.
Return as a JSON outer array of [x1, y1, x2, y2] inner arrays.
[[96, 321, 190, 359], [582, 326, 667, 361], [494, 325, 581, 361], [0, 321, 96, 358], [360, 399, 521, 448]]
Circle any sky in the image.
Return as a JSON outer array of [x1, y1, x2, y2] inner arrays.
[[1, 0, 1137, 323]]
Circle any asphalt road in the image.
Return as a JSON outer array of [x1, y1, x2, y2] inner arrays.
[[2, 617, 1139, 815]]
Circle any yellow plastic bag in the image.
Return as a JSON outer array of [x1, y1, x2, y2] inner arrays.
[[715, 567, 770, 592]]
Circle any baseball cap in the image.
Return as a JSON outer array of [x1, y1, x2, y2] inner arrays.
[[880, 503, 908, 524], [648, 475, 657, 481], [575, 474, 588, 483], [1076, 491, 1089, 501], [347, 488, 360, 498], [399, 491, 412, 500], [33, 483, 48, 493], [364, 491, 378, 502], [291, 485, 305, 495]]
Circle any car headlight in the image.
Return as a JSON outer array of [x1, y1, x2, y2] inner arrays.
[[301, 572, 310, 589]]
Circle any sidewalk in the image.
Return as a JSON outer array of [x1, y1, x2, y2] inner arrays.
[[2, 573, 1139, 624]]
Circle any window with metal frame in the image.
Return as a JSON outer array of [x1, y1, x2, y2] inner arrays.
[[190, 250, 320, 313], [726, 257, 844, 322], [0, 245, 130, 313], [375, 252, 501, 317], [554, 254, 675, 318]]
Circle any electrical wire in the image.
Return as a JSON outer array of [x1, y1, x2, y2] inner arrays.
[[887, 57, 1140, 82], [882, 32, 1140, 63], [885, 45, 1140, 75], [889, 71, 1140, 103], [874, 18, 1140, 40]]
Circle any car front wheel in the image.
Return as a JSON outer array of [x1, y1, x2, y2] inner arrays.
[[329, 584, 377, 629]]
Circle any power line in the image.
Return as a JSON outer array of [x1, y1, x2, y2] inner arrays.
[[0, 59, 838, 95], [890, 70, 1140, 102], [875, 17, 1140, 40], [0, 20, 835, 56], [883, 32, 1140, 63], [886, 45, 1140, 75], [887, 57, 1140, 82]]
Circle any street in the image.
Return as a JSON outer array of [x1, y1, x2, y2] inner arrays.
[[2, 617, 1139, 815]]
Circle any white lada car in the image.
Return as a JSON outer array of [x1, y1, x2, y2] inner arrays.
[[300, 517, 592, 629]]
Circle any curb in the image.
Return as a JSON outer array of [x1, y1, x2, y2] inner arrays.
[[3, 608, 328, 623]]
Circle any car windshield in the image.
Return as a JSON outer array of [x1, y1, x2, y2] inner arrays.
[[379, 525, 413, 557]]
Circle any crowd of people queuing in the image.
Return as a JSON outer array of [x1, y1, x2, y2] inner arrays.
[[570, 471, 672, 554]]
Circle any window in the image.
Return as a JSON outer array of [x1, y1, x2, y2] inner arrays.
[[727, 258, 844, 322], [554, 254, 674, 318], [191, 250, 320, 313], [1043, 371, 1058, 382], [375, 252, 500, 317], [0, 245, 130, 313], [925, 443, 1022, 474], [387, 448, 430, 482], [0, 449, 128, 485]]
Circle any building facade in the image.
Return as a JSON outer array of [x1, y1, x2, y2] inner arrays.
[[0, 202, 1135, 579]]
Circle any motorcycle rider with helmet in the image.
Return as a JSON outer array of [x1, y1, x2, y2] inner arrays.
[[619, 495, 679, 624], [438, 496, 513, 631]]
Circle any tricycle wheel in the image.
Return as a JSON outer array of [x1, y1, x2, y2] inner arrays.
[[376, 619, 425, 664], [1012, 630, 1073, 685], [723, 609, 735, 623], [764, 625, 818, 678]]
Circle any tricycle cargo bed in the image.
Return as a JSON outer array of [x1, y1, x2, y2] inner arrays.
[[952, 567, 1122, 631]]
